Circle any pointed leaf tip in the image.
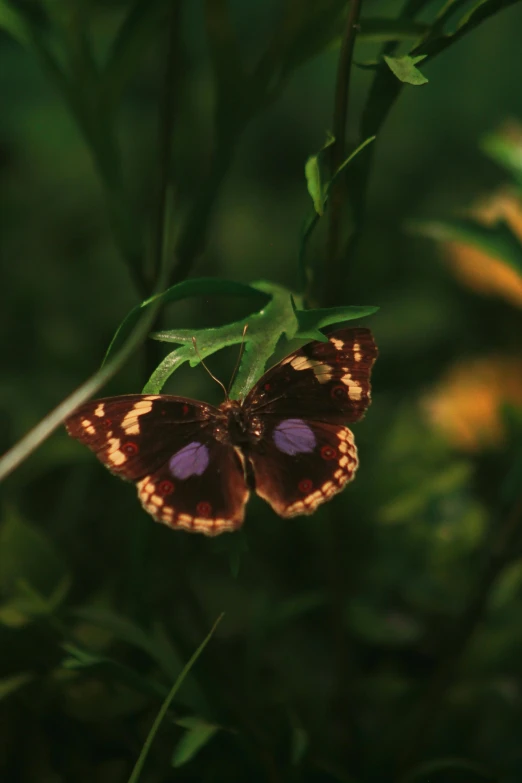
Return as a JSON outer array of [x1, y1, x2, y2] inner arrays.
[[384, 54, 428, 85]]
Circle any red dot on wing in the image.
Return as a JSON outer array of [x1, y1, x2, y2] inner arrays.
[[104, 418, 112, 427], [321, 445, 337, 460], [122, 442, 139, 455], [298, 478, 313, 494], [331, 384, 346, 400], [196, 501, 212, 517], [157, 480, 174, 496], [182, 404, 190, 415], [264, 383, 271, 391]]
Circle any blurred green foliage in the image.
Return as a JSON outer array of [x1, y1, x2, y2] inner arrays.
[[1, 1, 522, 782]]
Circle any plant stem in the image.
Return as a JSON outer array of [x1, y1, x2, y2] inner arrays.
[[170, 137, 235, 285], [397, 493, 522, 775], [148, 0, 182, 289], [324, 0, 363, 306]]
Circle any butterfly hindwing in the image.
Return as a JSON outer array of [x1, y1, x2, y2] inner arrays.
[[245, 327, 377, 424], [136, 442, 249, 535], [248, 420, 358, 517], [66, 395, 249, 535]]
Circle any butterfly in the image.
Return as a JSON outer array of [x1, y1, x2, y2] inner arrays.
[[65, 327, 377, 536]]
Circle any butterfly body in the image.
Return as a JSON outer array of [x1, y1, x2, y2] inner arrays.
[[66, 328, 377, 535]]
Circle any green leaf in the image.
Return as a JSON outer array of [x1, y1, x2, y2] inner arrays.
[[0, 510, 68, 598], [145, 281, 378, 399], [295, 305, 379, 341], [144, 280, 298, 399], [414, 216, 522, 275], [305, 131, 335, 216], [103, 278, 269, 366], [172, 718, 220, 767], [383, 54, 428, 85], [299, 136, 376, 287], [0, 672, 33, 701], [127, 614, 224, 783]]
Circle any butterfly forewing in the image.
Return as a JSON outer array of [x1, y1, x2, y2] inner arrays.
[[66, 395, 249, 535], [245, 328, 377, 424]]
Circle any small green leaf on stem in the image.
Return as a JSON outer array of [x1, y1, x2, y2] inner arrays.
[[305, 131, 336, 215], [383, 54, 428, 85], [172, 717, 220, 767]]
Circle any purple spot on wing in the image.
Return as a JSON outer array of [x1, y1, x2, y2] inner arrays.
[[273, 419, 316, 455], [169, 442, 209, 479]]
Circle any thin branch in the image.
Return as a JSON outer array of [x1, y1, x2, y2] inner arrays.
[[324, 0, 363, 306], [397, 493, 522, 775]]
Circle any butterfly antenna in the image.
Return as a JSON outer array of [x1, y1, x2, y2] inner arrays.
[[192, 337, 229, 400], [227, 324, 249, 396]]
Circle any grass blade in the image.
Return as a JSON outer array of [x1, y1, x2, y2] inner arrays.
[[127, 613, 224, 783]]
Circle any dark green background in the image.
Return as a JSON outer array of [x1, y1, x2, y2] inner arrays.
[[2, 1, 522, 781]]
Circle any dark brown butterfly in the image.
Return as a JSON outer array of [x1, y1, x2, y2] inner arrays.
[[66, 328, 377, 535]]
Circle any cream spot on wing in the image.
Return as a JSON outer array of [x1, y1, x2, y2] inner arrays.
[[339, 455, 349, 467], [353, 341, 362, 362], [81, 419, 95, 435], [341, 374, 362, 400], [94, 403, 105, 418], [290, 356, 332, 384], [107, 437, 126, 465], [330, 337, 344, 350], [150, 494, 164, 507], [121, 399, 154, 435], [304, 490, 323, 505]]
